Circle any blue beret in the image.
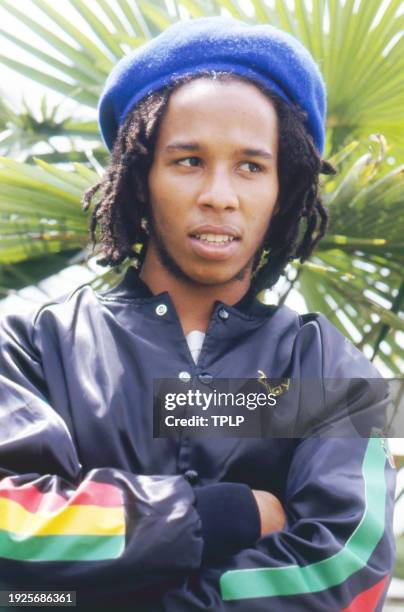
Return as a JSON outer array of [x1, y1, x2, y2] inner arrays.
[[99, 17, 326, 154]]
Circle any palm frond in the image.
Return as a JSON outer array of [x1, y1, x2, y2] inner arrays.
[[0, 96, 99, 160], [260, 0, 404, 156], [0, 156, 94, 268], [287, 139, 404, 374], [0, 249, 82, 294]]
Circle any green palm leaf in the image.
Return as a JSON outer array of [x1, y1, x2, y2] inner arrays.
[[0, 156, 94, 266], [261, 0, 404, 156], [0, 250, 82, 295], [289, 139, 404, 374], [0, 96, 99, 160]]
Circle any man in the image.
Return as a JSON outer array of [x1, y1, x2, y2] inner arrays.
[[0, 17, 396, 611]]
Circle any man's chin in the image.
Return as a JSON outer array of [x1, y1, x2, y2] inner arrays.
[[151, 230, 252, 287], [189, 265, 251, 287], [169, 256, 254, 288], [162, 255, 250, 288]]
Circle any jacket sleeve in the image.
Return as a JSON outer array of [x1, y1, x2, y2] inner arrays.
[[160, 315, 397, 612], [0, 307, 259, 596]]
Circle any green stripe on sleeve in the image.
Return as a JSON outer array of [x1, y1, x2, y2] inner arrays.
[[220, 438, 387, 600], [0, 530, 125, 561]]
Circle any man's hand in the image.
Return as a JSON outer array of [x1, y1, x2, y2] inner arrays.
[[252, 489, 286, 537]]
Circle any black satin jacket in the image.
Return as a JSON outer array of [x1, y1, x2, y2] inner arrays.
[[0, 266, 396, 611]]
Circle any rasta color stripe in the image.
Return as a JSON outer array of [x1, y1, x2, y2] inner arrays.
[[0, 478, 125, 561], [0, 497, 125, 536], [341, 576, 388, 612], [220, 438, 387, 600], [0, 530, 124, 562], [0, 478, 123, 511]]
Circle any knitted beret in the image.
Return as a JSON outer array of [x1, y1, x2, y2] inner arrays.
[[98, 16, 326, 154]]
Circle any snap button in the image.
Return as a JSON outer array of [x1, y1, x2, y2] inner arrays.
[[178, 371, 191, 383], [218, 307, 229, 320], [198, 372, 213, 384], [183, 469, 199, 485], [155, 304, 167, 316]]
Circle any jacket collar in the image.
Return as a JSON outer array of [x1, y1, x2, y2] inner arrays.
[[102, 265, 276, 320]]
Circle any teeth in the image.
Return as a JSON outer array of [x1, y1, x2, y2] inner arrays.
[[195, 233, 234, 243]]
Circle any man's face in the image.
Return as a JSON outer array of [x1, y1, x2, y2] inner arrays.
[[147, 78, 279, 287]]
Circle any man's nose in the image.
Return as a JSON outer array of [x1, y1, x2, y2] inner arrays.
[[196, 168, 239, 211]]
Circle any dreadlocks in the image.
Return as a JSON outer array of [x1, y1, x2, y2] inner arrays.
[[82, 72, 335, 290]]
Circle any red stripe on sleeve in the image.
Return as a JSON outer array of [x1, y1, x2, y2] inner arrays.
[[341, 576, 388, 612], [0, 477, 123, 513]]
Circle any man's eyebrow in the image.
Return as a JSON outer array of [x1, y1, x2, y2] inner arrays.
[[165, 142, 200, 152], [239, 148, 273, 160], [165, 143, 273, 159]]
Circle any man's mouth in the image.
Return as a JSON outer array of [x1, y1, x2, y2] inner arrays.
[[193, 233, 236, 245], [188, 227, 241, 260]]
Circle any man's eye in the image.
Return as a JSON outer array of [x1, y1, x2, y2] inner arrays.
[[239, 161, 262, 173], [177, 157, 201, 167]]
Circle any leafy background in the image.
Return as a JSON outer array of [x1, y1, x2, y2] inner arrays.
[[0, 0, 403, 593]]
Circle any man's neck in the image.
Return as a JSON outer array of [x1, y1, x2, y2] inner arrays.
[[140, 249, 251, 336]]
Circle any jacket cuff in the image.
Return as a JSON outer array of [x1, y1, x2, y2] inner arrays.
[[194, 483, 260, 562]]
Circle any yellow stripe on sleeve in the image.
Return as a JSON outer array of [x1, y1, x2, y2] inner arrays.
[[0, 497, 125, 537]]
